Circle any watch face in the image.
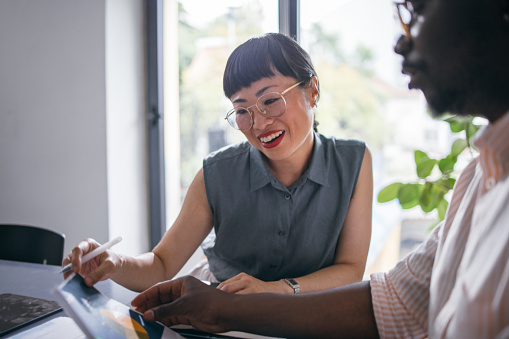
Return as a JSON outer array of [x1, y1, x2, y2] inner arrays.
[[283, 278, 300, 294]]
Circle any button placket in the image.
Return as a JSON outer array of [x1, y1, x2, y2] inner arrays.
[[485, 177, 496, 190]]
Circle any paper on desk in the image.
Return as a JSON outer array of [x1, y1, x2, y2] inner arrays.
[[9, 317, 86, 339]]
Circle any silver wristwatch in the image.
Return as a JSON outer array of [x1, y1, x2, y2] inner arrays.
[[282, 278, 300, 294]]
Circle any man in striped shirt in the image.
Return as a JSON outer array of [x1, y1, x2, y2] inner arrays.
[[131, 0, 509, 337]]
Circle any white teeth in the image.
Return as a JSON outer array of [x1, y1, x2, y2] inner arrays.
[[260, 131, 283, 143]]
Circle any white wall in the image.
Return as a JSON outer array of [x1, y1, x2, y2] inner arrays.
[[105, 0, 149, 256], [0, 0, 149, 257]]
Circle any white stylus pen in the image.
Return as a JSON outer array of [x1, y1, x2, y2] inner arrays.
[[60, 236, 122, 274]]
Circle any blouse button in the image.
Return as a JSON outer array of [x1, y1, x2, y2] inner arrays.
[[485, 177, 496, 190], [284, 194, 291, 200], [278, 231, 285, 236], [270, 264, 277, 269]]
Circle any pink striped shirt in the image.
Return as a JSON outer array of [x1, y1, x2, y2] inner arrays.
[[371, 111, 509, 338]]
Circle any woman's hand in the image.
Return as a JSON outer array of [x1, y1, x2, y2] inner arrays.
[[217, 273, 292, 294], [132, 276, 235, 333], [62, 238, 124, 286]]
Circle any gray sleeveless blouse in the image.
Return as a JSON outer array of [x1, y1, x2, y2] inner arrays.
[[202, 132, 366, 282]]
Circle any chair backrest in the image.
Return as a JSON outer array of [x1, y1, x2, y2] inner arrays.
[[0, 224, 65, 265]]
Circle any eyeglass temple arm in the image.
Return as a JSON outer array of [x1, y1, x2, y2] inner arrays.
[[393, 2, 411, 38], [281, 81, 304, 95]]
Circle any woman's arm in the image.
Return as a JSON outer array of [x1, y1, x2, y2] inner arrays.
[[218, 148, 373, 294], [64, 169, 214, 292]]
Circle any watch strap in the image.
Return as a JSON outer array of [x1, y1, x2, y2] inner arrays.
[[282, 278, 300, 294]]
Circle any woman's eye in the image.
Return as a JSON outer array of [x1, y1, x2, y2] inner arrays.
[[263, 98, 280, 106], [236, 108, 249, 115]]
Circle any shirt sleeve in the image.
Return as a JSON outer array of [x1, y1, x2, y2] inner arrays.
[[370, 222, 443, 338]]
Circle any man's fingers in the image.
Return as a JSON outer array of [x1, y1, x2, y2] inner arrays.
[[133, 277, 230, 333], [149, 302, 179, 323], [132, 280, 182, 311]]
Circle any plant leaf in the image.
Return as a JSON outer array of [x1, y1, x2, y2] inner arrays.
[[467, 122, 480, 139], [437, 198, 449, 221], [377, 182, 402, 203], [415, 150, 437, 178], [419, 182, 437, 213], [446, 178, 456, 189], [444, 116, 466, 133], [417, 158, 438, 178], [438, 155, 457, 174], [450, 138, 467, 158], [398, 183, 420, 209]]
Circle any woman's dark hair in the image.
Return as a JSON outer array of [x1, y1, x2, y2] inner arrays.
[[223, 33, 319, 99], [223, 33, 320, 130]]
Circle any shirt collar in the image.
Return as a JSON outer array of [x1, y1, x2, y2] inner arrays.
[[473, 110, 509, 180], [249, 132, 329, 191], [306, 133, 329, 186]]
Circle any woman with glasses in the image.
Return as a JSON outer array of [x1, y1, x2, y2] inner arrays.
[[64, 33, 373, 296]]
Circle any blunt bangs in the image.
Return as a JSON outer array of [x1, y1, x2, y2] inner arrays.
[[223, 33, 316, 99]]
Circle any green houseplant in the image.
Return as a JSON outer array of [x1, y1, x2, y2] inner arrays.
[[377, 116, 481, 227]]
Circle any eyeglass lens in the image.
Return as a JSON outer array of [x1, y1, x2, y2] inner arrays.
[[399, 3, 412, 24], [227, 92, 286, 130], [394, 1, 414, 37]]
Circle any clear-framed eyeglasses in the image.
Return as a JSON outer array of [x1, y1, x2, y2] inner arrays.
[[393, 1, 415, 39], [225, 81, 304, 131]]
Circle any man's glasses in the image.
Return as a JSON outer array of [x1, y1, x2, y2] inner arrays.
[[393, 1, 415, 39], [225, 81, 304, 131]]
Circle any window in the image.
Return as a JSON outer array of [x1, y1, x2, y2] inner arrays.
[[299, 0, 453, 274], [163, 0, 279, 275], [154, 0, 456, 277]]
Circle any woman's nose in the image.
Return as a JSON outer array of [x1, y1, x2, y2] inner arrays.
[[251, 107, 273, 129], [394, 35, 412, 56]]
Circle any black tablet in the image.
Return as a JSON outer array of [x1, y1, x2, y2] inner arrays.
[[0, 293, 62, 336]]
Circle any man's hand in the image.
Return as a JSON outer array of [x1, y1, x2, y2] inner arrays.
[[131, 276, 235, 333]]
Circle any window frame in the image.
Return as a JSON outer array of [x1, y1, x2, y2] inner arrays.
[[146, 0, 166, 249], [146, 0, 300, 247]]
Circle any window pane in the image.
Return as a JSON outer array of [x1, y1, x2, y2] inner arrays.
[[164, 0, 278, 275], [178, 0, 277, 191], [300, 0, 455, 275]]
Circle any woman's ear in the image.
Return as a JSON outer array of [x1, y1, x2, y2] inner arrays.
[[309, 76, 319, 107]]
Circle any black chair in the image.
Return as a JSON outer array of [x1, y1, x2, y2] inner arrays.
[[0, 224, 65, 265]]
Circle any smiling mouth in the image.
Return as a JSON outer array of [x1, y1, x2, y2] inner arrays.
[[402, 64, 418, 76], [259, 131, 284, 143]]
